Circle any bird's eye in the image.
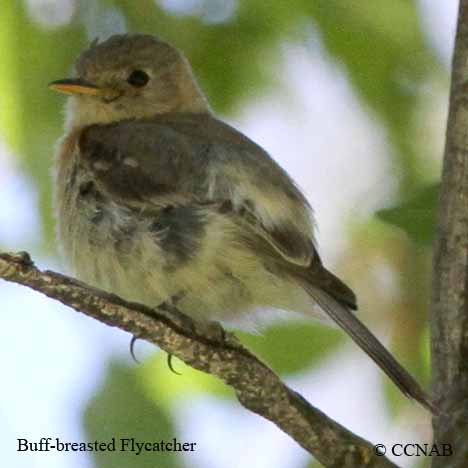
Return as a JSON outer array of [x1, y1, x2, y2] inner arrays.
[[127, 70, 149, 87]]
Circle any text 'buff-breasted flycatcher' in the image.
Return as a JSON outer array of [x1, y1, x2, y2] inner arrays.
[[50, 34, 433, 411]]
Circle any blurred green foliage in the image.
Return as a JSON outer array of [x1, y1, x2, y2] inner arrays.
[[377, 183, 439, 246], [0, 1, 444, 467], [239, 322, 343, 375], [307, 0, 438, 192], [0, 2, 85, 247], [383, 324, 432, 416], [83, 361, 182, 468]]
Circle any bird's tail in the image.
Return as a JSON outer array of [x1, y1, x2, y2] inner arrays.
[[301, 279, 435, 413]]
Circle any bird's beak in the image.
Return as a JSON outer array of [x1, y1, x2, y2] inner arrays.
[[48, 78, 102, 96], [48, 78, 121, 101]]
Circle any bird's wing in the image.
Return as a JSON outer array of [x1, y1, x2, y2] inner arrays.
[[78, 113, 318, 269], [77, 115, 439, 411]]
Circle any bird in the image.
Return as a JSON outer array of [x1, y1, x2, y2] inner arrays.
[[49, 33, 433, 412]]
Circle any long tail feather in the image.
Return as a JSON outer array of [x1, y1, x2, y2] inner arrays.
[[304, 284, 435, 413]]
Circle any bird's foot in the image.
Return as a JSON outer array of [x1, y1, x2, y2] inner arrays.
[[129, 292, 186, 363], [129, 335, 140, 364], [166, 354, 182, 375]]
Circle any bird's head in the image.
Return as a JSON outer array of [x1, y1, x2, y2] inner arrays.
[[49, 34, 209, 130]]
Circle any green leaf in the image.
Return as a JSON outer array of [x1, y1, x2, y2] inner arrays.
[[376, 183, 439, 246], [239, 321, 344, 375], [83, 360, 182, 468], [140, 351, 232, 404]]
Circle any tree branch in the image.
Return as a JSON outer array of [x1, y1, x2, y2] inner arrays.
[[0, 251, 397, 468], [431, 1, 468, 466]]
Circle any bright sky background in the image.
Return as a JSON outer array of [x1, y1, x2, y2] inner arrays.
[[0, 1, 459, 467]]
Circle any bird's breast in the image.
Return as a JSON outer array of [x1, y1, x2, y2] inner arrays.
[[53, 136, 174, 305]]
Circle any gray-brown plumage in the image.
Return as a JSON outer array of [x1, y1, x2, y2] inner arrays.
[[50, 34, 434, 412]]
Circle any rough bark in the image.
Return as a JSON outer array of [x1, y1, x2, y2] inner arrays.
[[0, 251, 397, 468], [431, 1, 468, 466]]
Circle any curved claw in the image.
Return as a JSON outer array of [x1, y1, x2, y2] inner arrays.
[[129, 335, 141, 364], [167, 354, 182, 375]]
